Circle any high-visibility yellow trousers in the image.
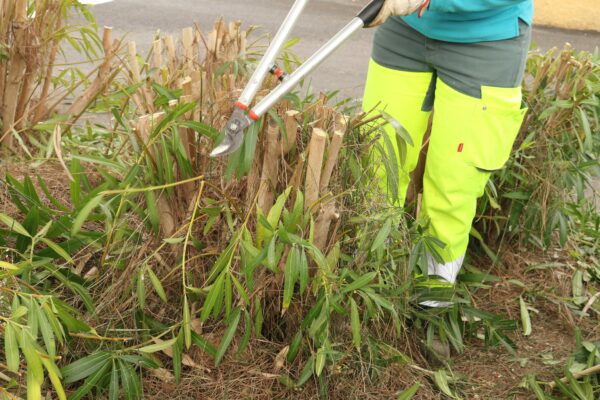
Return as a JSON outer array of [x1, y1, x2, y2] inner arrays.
[[363, 59, 526, 296]]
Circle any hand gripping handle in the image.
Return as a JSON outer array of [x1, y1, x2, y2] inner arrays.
[[357, 0, 386, 26]]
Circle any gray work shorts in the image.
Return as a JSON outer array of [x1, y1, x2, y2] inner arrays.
[[372, 18, 532, 110]]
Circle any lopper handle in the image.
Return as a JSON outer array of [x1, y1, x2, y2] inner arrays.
[[357, 0, 386, 26]]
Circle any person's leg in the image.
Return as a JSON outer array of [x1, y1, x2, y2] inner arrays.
[[419, 23, 532, 307], [362, 18, 434, 206]]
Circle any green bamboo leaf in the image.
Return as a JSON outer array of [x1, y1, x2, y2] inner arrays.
[[315, 347, 326, 377], [201, 273, 225, 322], [287, 331, 303, 364], [342, 272, 378, 294], [118, 360, 141, 400], [350, 298, 361, 351], [298, 248, 309, 294], [0, 212, 31, 237], [0, 260, 19, 271], [108, 360, 119, 400], [138, 337, 178, 353], [137, 269, 146, 309], [283, 247, 299, 310], [433, 370, 459, 400], [147, 267, 167, 302], [37, 303, 56, 358], [71, 195, 103, 236], [371, 218, 392, 252], [5, 323, 19, 372], [19, 334, 44, 400], [527, 374, 548, 400], [519, 297, 532, 337], [183, 295, 191, 349], [61, 352, 111, 384], [40, 357, 67, 400], [296, 356, 315, 386], [215, 308, 241, 367], [397, 382, 421, 400], [40, 238, 74, 264], [145, 191, 160, 234]]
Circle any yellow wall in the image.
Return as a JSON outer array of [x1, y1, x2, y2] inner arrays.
[[535, 0, 600, 31]]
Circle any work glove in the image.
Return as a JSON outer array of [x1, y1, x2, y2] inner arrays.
[[368, 0, 430, 27]]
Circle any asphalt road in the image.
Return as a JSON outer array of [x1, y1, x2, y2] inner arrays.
[[87, 0, 600, 98]]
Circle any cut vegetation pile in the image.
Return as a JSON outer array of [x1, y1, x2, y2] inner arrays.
[[1, 1, 600, 399]]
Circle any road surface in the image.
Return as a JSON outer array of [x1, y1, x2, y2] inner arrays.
[[85, 0, 600, 98]]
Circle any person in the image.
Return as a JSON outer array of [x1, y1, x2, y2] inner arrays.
[[362, 0, 533, 308]]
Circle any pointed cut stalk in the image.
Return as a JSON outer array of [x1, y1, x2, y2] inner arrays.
[[126, 41, 149, 114], [304, 128, 327, 213], [257, 119, 281, 215]]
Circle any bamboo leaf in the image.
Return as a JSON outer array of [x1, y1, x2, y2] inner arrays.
[[215, 308, 241, 367], [0, 260, 19, 271], [183, 295, 191, 349], [71, 195, 103, 236], [40, 357, 67, 400], [350, 298, 361, 351], [40, 238, 74, 264], [397, 382, 421, 400], [283, 247, 299, 310], [61, 352, 111, 384], [0, 212, 31, 237], [139, 337, 178, 353], [108, 360, 119, 400], [5, 323, 19, 372], [519, 297, 532, 336], [371, 218, 392, 252], [342, 272, 378, 294], [147, 267, 167, 303]]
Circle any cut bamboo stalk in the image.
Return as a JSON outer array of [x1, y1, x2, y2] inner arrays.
[[1, 0, 27, 147], [304, 128, 327, 213], [182, 27, 194, 74], [257, 119, 280, 214], [282, 110, 300, 155], [157, 193, 177, 237], [152, 39, 162, 82], [164, 35, 176, 77], [319, 130, 345, 194], [313, 201, 339, 251], [290, 152, 306, 194], [65, 27, 116, 121], [127, 40, 147, 114]]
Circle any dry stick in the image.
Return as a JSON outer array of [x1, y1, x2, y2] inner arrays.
[[1, 0, 27, 148], [547, 364, 600, 389], [304, 128, 327, 213], [257, 119, 280, 214], [65, 27, 116, 123]]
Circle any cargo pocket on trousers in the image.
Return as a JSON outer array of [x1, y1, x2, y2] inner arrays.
[[463, 86, 527, 172]]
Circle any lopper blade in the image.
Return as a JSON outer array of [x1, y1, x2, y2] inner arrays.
[[209, 108, 252, 157]]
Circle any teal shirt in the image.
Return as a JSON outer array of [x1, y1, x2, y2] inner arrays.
[[402, 0, 533, 43]]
